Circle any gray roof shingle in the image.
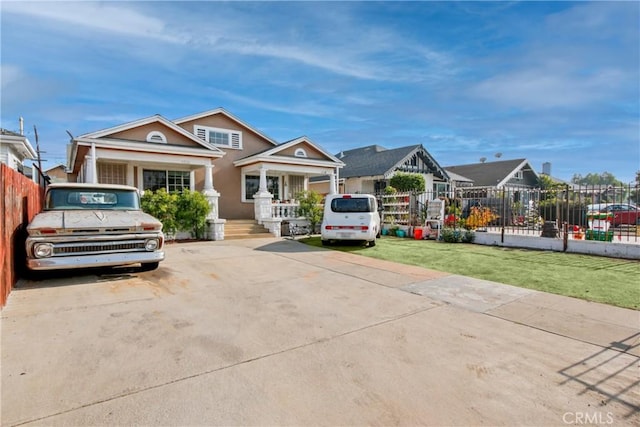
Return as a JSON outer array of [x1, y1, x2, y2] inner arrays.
[[444, 158, 527, 187]]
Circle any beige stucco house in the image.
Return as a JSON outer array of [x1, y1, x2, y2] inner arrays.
[[67, 108, 344, 239]]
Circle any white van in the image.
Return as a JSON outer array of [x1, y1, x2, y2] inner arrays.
[[321, 194, 381, 247]]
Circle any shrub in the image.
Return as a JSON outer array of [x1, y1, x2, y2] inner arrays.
[[296, 190, 323, 233], [175, 189, 211, 239], [141, 189, 178, 236], [465, 206, 498, 230], [440, 227, 475, 243], [390, 172, 425, 193]]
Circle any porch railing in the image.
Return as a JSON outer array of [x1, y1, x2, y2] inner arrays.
[[271, 202, 301, 219]]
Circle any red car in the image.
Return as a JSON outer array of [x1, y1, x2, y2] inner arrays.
[[601, 204, 640, 226]]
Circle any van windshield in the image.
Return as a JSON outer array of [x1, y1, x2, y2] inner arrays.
[[330, 197, 374, 213]]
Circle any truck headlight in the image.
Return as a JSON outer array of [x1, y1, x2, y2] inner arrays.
[[145, 239, 159, 251], [34, 243, 53, 258]]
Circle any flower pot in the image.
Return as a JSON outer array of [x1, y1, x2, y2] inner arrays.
[[396, 229, 406, 238]]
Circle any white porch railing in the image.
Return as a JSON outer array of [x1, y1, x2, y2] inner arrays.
[[271, 202, 301, 219]]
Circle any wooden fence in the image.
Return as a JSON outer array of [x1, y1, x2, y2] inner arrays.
[[0, 163, 43, 307]]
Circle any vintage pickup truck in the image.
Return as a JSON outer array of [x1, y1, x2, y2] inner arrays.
[[25, 183, 165, 272]]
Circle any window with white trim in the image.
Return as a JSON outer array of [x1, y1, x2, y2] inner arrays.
[[146, 131, 167, 144], [514, 170, 524, 180], [294, 148, 307, 158], [194, 125, 242, 149], [98, 163, 127, 185], [244, 175, 280, 200], [143, 169, 191, 193]]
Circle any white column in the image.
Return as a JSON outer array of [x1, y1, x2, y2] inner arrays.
[[204, 164, 214, 191], [259, 165, 268, 193], [90, 143, 97, 183], [85, 155, 94, 184], [329, 171, 337, 195]]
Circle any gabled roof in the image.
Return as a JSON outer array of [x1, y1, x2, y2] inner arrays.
[[173, 107, 278, 146], [234, 136, 344, 168], [336, 144, 448, 180], [78, 114, 224, 154], [445, 158, 538, 188], [0, 128, 37, 159]]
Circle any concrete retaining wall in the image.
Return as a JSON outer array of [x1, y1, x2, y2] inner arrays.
[[474, 231, 640, 260]]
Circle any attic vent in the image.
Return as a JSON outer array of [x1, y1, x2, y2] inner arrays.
[[294, 148, 307, 158], [146, 131, 167, 144], [231, 132, 241, 149]]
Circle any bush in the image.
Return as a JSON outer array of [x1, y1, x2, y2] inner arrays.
[[141, 189, 210, 239], [389, 173, 425, 193], [141, 189, 178, 235], [296, 190, 323, 232], [176, 190, 211, 239], [440, 227, 475, 243]]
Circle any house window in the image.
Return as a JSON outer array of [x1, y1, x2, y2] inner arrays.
[[98, 163, 127, 185], [294, 148, 307, 158], [194, 125, 242, 149], [289, 175, 305, 198], [146, 131, 167, 144], [244, 175, 279, 200], [143, 169, 191, 192], [515, 170, 524, 180]]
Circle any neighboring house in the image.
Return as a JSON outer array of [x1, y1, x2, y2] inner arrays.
[[0, 128, 37, 175], [310, 144, 450, 196], [67, 108, 344, 238], [444, 158, 539, 190], [43, 163, 69, 183]]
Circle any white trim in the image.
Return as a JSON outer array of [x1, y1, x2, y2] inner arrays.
[[173, 107, 278, 146], [496, 159, 538, 188], [0, 134, 37, 159], [237, 136, 344, 165], [294, 148, 307, 158], [77, 114, 225, 153], [241, 171, 282, 202], [75, 137, 225, 159]]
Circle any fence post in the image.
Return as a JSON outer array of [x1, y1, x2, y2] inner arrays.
[[563, 222, 568, 252]]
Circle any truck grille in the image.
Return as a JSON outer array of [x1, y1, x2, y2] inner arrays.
[[53, 240, 147, 256]]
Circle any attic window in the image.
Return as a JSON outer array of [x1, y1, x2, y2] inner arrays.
[[194, 125, 242, 149], [146, 131, 167, 144], [515, 170, 524, 180], [294, 148, 307, 158]]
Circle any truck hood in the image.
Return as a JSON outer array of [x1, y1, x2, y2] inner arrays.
[[27, 210, 162, 235]]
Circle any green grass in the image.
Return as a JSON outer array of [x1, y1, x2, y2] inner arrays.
[[300, 236, 640, 310]]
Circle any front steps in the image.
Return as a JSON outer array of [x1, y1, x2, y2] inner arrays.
[[224, 219, 273, 240]]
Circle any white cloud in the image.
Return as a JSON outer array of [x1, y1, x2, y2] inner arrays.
[[0, 1, 183, 43]]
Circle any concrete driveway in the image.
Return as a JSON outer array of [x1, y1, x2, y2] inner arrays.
[[2, 238, 639, 426]]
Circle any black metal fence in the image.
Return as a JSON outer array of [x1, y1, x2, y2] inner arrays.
[[378, 184, 640, 243]]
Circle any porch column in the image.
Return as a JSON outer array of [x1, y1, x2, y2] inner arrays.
[[254, 165, 273, 224], [204, 164, 215, 191], [202, 164, 220, 221], [89, 143, 97, 184], [329, 171, 337, 195], [202, 163, 224, 240], [259, 165, 268, 193]]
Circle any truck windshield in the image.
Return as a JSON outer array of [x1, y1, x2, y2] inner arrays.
[[330, 197, 375, 213], [46, 188, 140, 210]]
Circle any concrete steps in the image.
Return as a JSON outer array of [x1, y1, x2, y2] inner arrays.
[[224, 219, 272, 240]]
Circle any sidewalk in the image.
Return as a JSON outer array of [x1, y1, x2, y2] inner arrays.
[[2, 238, 638, 426]]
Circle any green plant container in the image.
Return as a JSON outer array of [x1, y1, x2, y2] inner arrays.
[[585, 230, 614, 242]]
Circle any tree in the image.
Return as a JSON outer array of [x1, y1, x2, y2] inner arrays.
[[571, 172, 623, 186], [141, 189, 178, 236], [175, 190, 211, 239]]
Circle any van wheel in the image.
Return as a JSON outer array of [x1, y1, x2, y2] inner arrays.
[[369, 239, 376, 247]]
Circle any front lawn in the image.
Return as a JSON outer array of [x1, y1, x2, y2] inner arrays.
[[300, 236, 640, 310]]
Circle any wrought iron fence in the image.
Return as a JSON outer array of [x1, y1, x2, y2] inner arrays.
[[446, 184, 640, 243], [374, 184, 639, 243]]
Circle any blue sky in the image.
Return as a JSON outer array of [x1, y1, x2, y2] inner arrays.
[[1, 1, 638, 183]]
